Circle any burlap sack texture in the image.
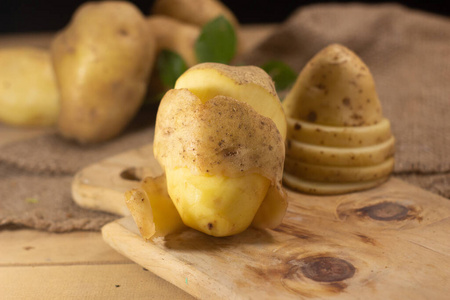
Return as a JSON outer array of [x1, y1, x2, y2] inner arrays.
[[0, 3, 448, 232]]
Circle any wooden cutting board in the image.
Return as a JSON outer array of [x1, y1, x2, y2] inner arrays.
[[73, 144, 450, 299]]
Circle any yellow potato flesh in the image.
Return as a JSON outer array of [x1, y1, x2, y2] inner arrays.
[[286, 136, 395, 167], [125, 175, 185, 239], [283, 172, 389, 195], [0, 48, 59, 127], [166, 167, 271, 237], [287, 117, 392, 147], [284, 156, 394, 183], [175, 64, 287, 139]]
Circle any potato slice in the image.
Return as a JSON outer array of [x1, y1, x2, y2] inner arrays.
[[287, 117, 392, 147], [125, 175, 185, 240], [284, 156, 394, 183], [283, 172, 389, 195], [0, 47, 59, 127], [283, 44, 383, 127], [286, 136, 395, 167], [175, 62, 287, 139]]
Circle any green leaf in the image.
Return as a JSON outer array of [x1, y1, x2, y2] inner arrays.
[[157, 49, 188, 89], [261, 60, 297, 92], [195, 15, 237, 64]]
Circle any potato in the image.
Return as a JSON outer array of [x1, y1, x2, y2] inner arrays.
[[284, 156, 394, 183], [154, 87, 286, 236], [286, 136, 395, 167], [152, 0, 239, 31], [283, 44, 383, 127], [283, 172, 389, 195], [51, 1, 155, 143], [287, 117, 392, 147], [175, 62, 287, 139], [147, 15, 200, 67], [125, 175, 185, 240], [0, 47, 59, 127]]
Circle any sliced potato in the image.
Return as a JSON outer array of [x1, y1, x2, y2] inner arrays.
[[286, 136, 395, 167], [287, 117, 392, 147], [283, 172, 389, 195], [284, 156, 394, 183]]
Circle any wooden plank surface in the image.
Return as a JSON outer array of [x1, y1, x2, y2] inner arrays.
[[71, 143, 450, 299]]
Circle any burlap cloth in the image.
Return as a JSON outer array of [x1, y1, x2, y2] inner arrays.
[[0, 3, 449, 232]]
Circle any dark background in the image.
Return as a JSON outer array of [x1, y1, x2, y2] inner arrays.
[[0, 0, 448, 33]]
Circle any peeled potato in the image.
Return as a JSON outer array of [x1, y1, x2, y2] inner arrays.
[[286, 136, 395, 167], [0, 47, 59, 127], [156, 63, 287, 236], [284, 156, 394, 183], [287, 117, 392, 147]]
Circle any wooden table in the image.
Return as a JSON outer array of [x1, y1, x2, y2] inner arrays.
[[0, 25, 276, 299]]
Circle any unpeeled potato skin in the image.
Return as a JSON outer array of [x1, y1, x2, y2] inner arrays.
[[52, 1, 156, 143], [152, 0, 239, 31], [147, 16, 200, 66], [0, 47, 59, 127], [283, 44, 383, 127]]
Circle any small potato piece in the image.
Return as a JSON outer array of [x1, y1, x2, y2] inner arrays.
[[52, 1, 155, 143], [125, 175, 185, 239], [0, 47, 59, 127]]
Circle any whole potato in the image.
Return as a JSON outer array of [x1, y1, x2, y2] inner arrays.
[[0, 47, 59, 127], [51, 1, 155, 143]]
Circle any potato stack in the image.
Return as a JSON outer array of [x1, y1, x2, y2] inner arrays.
[[282, 44, 395, 195]]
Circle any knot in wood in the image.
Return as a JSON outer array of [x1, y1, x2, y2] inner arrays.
[[300, 256, 355, 282]]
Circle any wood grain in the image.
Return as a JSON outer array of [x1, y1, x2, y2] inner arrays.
[[71, 143, 450, 299]]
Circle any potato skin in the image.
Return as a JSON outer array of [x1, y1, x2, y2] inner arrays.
[[152, 0, 239, 30], [283, 44, 383, 127], [51, 1, 155, 143], [0, 47, 59, 127]]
